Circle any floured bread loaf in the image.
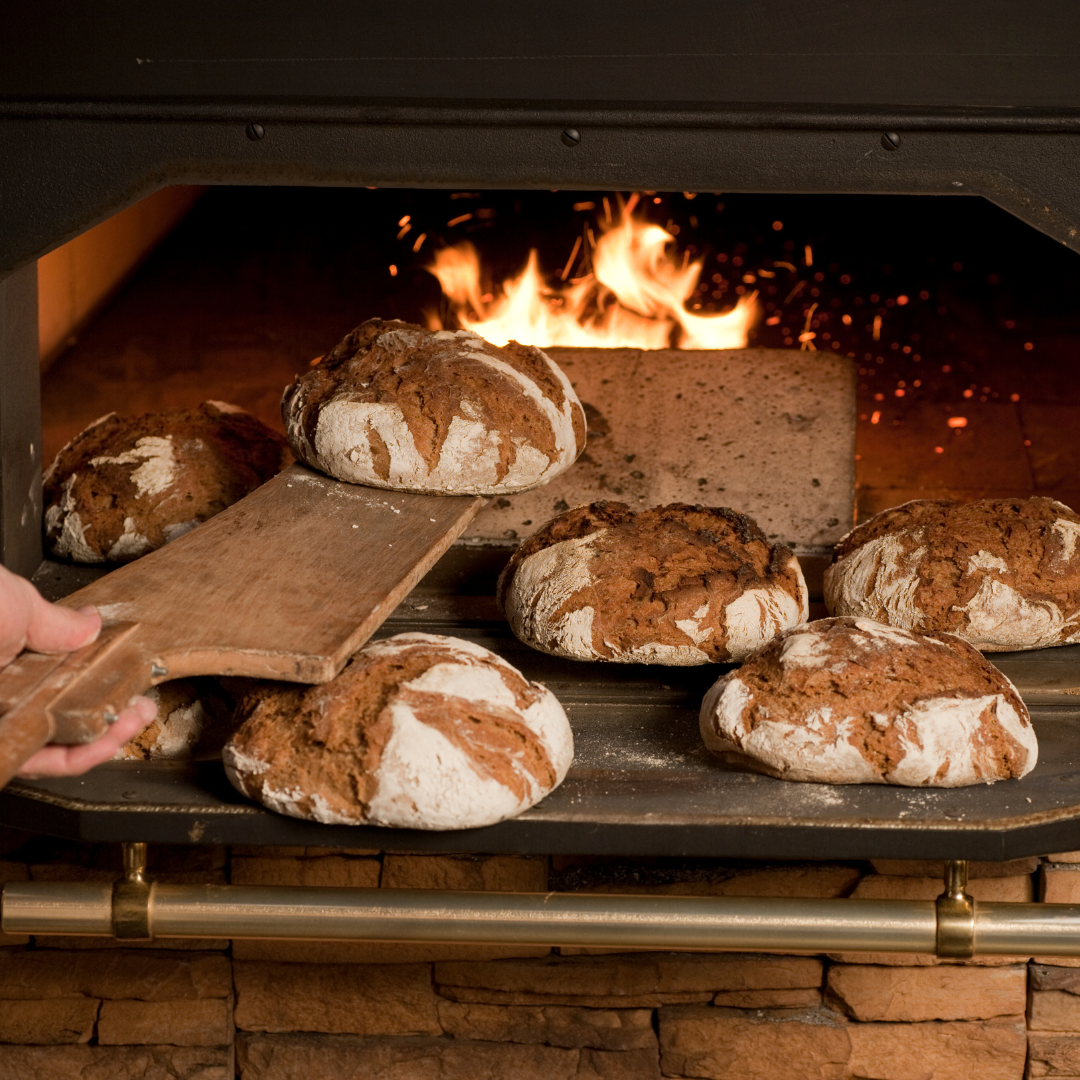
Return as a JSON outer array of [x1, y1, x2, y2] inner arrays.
[[824, 497, 1080, 651], [498, 502, 808, 665], [700, 616, 1037, 786], [281, 318, 586, 494], [44, 402, 290, 564], [113, 678, 236, 761], [223, 633, 574, 829]]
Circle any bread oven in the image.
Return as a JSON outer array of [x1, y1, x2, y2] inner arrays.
[[3, 6, 1080, 1075]]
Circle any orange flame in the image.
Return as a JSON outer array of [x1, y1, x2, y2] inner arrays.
[[427, 199, 759, 350]]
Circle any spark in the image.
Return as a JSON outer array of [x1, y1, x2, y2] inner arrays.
[[559, 235, 583, 281]]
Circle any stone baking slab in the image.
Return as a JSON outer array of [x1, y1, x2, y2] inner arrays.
[[460, 347, 856, 550]]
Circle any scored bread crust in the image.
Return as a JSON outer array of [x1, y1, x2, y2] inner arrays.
[[282, 318, 587, 495], [43, 402, 290, 564], [824, 497, 1080, 651], [222, 633, 574, 830], [498, 501, 808, 665], [699, 616, 1037, 787]]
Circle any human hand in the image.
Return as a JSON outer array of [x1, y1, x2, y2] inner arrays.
[[0, 564, 156, 778]]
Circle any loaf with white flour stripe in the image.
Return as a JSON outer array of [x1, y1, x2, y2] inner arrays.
[[498, 502, 808, 665], [824, 497, 1080, 651], [43, 402, 289, 564], [282, 319, 587, 494], [222, 633, 574, 829], [699, 616, 1037, 786]]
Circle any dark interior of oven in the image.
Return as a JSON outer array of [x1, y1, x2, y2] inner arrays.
[[36, 185, 1080, 519]]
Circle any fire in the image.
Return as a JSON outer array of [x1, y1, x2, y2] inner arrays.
[[427, 197, 759, 350]]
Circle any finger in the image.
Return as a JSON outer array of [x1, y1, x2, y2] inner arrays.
[[17, 696, 156, 779], [24, 599, 102, 656]]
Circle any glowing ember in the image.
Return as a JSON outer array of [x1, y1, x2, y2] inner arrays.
[[427, 197, 759, 350]]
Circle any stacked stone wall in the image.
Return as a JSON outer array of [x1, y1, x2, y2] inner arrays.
[[1, 832, 1078, 1078]]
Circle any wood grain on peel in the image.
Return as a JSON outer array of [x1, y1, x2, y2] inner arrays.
[[282, 319, 586, 495], [0, 465, 484, 781], [223, 633, 573, 830], [700, 616, 1037, 786], [825, 497, 1080, 651], [499, 502, 808, 665], [43, 402, 290, 564]]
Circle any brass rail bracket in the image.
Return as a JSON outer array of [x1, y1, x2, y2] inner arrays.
[[935, 859, 975, 958], [112, 841, 152, 940]]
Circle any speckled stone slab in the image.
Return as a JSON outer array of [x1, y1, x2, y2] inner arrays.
[[461, 347, 855, 550]]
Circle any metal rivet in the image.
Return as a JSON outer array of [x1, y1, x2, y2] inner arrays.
[[246, 122, 265, 141], [881, 131, 901, 151], [151, 663, 168, 679], [103, 708, 119, 725], [561, 128, 581, 147]]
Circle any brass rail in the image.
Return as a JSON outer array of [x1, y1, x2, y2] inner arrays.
[[3, 854, 1080, 956]]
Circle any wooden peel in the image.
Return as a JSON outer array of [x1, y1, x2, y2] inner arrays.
[[0, 464, 484, 788]]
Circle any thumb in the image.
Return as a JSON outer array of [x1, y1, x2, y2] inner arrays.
[[24, 596, 101, 655]]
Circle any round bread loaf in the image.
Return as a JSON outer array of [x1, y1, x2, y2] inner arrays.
[[222, 633, 574, 829], [281, 318, 586, 494], [700, 616, 1037, 786], [498, 502, 808, 665], [44, 402, 290, 564], [113, 678, 235, 761], [824, 497, 1080, 651]]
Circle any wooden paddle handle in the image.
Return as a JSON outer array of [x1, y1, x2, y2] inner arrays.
[[0, 622, 149, 789]]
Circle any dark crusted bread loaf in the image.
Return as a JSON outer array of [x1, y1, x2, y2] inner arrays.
[[223, 633, 574, 829], [700, 616, 1037, 786], [44, 402, 289, 564], [824, 497, 1080, 651], [281, 318, 586, 495], [498, 501, 808, 665]]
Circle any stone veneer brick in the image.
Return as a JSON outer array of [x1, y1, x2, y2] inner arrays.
[[658, 1006, 1027, 1080], [230, 855, 380, 888], [825, 964, 1027, 1021], [233, 961, 440, 1036], [0, 998, 99, 1044], [237, 1033, 660, 1080], [0, 950, 232, 1000], [1028, 1032, 1080, 1078], [97, 998, 233, 1046], [381, 853, 548, 892], [0, 1044, 232, 1080], [436, 1000, 658, 1050]]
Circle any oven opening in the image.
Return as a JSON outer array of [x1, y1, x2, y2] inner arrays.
[[39, 184, 1080, 532]]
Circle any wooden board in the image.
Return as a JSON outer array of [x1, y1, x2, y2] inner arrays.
[[0, 464, 484, 787]]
